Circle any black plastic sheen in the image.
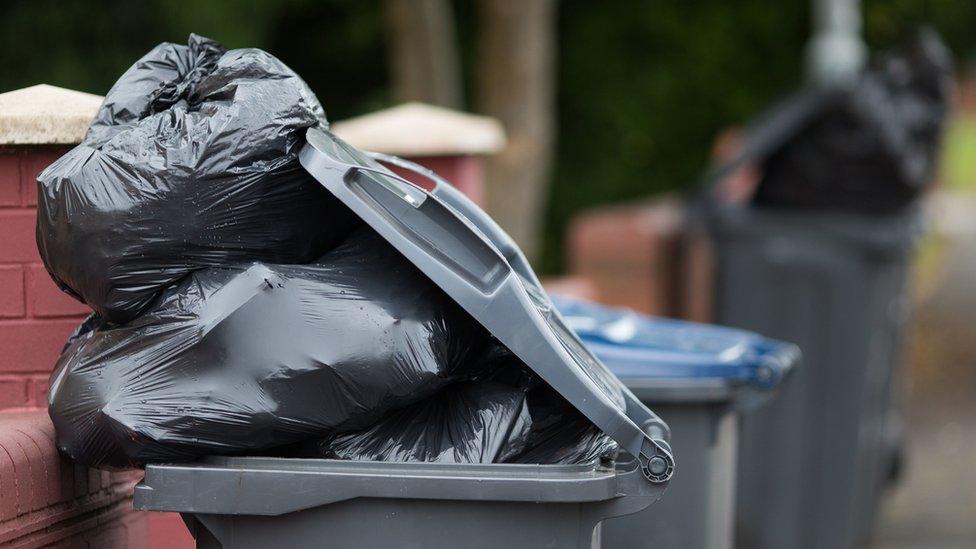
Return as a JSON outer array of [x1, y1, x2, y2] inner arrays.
[[48, 229, 496, 468], [36, 34, 356, 324], [754, 29, 953, 214]]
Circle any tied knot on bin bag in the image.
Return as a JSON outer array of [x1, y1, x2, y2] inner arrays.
[[43, 35, 620, 470], [36, 33, 355, 325]]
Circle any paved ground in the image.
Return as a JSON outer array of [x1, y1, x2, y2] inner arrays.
[[872, 194, 976, 548]]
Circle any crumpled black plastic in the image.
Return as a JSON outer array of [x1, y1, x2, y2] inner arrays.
[[753, 28, 953, 214], [296, 360, 618, 465], [44, 35, 623, 471], [36, 34, 356, 324], [48, 229, 499, 469]]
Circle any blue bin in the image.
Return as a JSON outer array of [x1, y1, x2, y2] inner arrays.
[[553, 296, 799, 549]]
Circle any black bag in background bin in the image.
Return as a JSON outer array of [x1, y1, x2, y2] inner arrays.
[[48, 229, 498, 469], [36, 34, 356, 324], [753, 28, 953, 214]]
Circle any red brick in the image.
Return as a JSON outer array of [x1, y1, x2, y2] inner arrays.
[[568, 201, 679, 315], [0, 153, 21, 206], [122, 512, 151, 549], [386, 155, 486, 207], [148, 512, 194, 549], [21, 148, 68, 207], [0, 376, 30, 409], [26, 423, 63, 506], [0, 209, 41, 263], [565, 197, 715, 321], [29, 375, 50, 407], [0, 319, 79, 373], [0, 429, 31, 519], [26, 264, 90, 318], [0, 265, 25, 318], [0, 412, 147, 549], [7, 427, 46, 512], [0, 434, 19, 520]]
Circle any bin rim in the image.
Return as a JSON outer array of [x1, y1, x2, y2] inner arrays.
[[298, 128, 673, 484], [133, 455, 666, 516], [552, 295, 800, 393]]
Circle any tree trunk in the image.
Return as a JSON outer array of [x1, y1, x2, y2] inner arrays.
[[476, 0, 556, 263], [385, 0, 462, 109]]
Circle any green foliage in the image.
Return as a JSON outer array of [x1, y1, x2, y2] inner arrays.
[[542, 0, 810, 271], [0, 0, 387, 120], [1, 0, 973, 273]]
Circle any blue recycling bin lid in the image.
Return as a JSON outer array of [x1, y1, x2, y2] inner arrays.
[[551, 295, 800, 404]]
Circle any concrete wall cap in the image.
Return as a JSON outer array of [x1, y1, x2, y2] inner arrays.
[[332, 102, 506, 157], [0, 84, 102, 145]]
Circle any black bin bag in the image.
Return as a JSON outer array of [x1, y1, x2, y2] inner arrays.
[[753, 28, 953, 214], [295, 360, 618, 465], [36, 34, 356, 324], [48, 229, 496, 469]]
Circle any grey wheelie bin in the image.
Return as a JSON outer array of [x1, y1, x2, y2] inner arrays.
[[136, 456, 663, 549], [708, 205, 919, 549], [554, 296, 799, 549], [134, 128, 675, 548]]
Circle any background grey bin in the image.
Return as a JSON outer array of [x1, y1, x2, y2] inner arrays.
[[555, 296, 799, 549], [134, 456, 665, 549], [708, 205, 919, 549]]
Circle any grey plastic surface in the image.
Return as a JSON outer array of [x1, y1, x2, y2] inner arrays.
[[298, 128, 673, 482], [604, 399, 739, 549], [605, 349, 797, 549], [134, 456, 666, 549], [709, 205, 918, 549], [626, 377, 784, 411]]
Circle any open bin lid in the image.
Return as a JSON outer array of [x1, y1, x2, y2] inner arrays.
[[299, 127, 673, 484], [551, 295, 800, 404]]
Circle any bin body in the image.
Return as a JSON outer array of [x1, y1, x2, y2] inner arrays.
[[185, 499, 605, 549], [709, 207, 916, 549], [603, 390, 738, 549], [553, 296, 798, 549], [134, 456, 663, 549]]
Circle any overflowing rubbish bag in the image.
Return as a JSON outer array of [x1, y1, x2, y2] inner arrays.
[[751, 28, 953, 214], [50, 227, 618, 469], [49, 228, 502, 468], [295, 363, 617, 465], [36, 34, 356, 324], [45, 35, 660, 477]]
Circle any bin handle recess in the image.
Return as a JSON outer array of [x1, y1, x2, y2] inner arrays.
[[367, 151, 674, 483]]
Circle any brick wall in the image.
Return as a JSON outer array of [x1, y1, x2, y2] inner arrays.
[[0, 145, 193, 549], [0, 411, 147, 548], [566, 195, 714, 322], [0, 146, 91, 412]]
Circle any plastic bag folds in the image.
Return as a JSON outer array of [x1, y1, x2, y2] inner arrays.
[[48, 229, 495, 469], [36, 34, 356, 324], [296, 363, 619, 466]]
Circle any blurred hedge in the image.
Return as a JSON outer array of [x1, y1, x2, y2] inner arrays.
[[1, 0, 973, 272]]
